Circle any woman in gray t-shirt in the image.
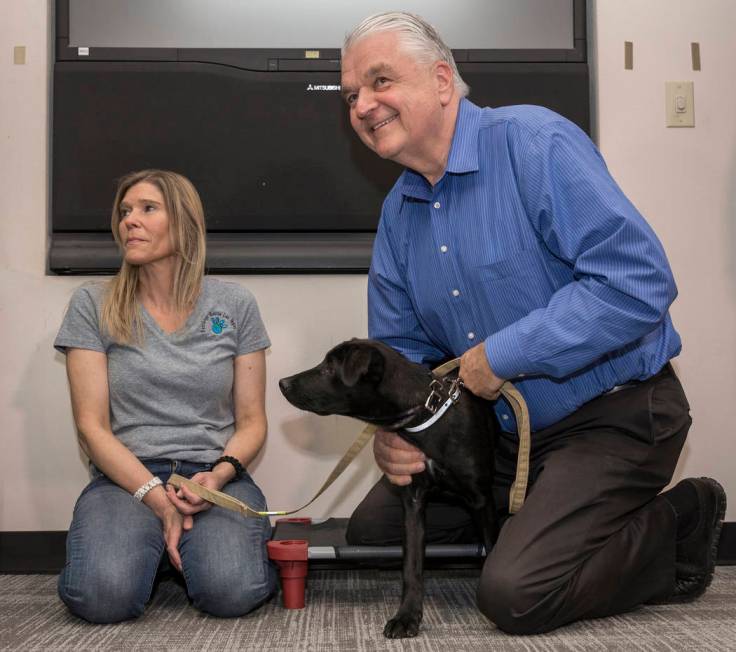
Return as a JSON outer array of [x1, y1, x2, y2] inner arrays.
[[55, 170, 276, 623]]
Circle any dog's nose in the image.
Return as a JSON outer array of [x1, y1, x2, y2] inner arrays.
[[278, 377, 292, 396]]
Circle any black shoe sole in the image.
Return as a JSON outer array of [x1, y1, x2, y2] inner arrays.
[[667, 476, 727, 603]]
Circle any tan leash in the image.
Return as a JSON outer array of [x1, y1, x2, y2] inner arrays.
[[499, 384, 531, 513], [168, 359, 531, 516], [169, 424, 378, 517], [431, 359, 530, 514]]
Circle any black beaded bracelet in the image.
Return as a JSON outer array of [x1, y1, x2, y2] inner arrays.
[[212, 455, 245, 479]]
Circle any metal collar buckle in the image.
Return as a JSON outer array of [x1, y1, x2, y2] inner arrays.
[[424, 379, 445, 414], [424, 377, 463, 415], [405, 376, 465, 434]]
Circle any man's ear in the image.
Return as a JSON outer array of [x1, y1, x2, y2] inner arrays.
[[434, 60, 455, 106], [340, 346, 385, 387]]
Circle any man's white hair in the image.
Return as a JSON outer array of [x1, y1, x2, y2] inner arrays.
[[342, 12, 470, 98]]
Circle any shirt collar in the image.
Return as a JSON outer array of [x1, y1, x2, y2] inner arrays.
[[446, 98, 481, 174], [399, 98, 481, 201]]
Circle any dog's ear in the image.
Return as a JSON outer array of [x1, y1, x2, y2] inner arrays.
[[340, 346, 385, 387]]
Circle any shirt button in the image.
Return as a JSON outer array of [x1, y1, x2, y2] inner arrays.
[[502, 414, 510, 421], [440, 245, 448, 253], [452, 289, 460, 297], [433, 201, 441, 209], [468, 332, 475, 340]]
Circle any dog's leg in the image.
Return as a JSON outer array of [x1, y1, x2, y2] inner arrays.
[[383, 483, 428, 639], [474, 501, 499, 555]]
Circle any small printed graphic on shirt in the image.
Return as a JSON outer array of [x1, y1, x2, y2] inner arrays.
[[200, 311, 236, 337]]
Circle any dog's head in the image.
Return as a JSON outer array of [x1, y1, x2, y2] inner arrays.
[[279, 339, 413, 422]]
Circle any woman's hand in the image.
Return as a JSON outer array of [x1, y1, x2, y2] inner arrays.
[[145, 489, 192, 572], [165, 471, 226, 517], [159, 504, 192, 572], [373, 429, 426, 486]]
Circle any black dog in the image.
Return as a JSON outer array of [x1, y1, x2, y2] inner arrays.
[[279, 338, 499, 638]]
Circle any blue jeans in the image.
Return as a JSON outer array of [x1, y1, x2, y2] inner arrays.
[[58, 460, 277, 623]]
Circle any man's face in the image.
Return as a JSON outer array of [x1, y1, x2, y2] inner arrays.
[[341, 31, 447, 169]]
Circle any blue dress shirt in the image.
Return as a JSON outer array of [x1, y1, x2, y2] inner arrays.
[[368, 99, 682, 431]]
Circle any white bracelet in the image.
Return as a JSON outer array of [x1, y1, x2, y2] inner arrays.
[[133, 476, 163, 501]]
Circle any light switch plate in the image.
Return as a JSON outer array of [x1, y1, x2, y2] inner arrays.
[[665, 81, 694, 127], [13, 46, 26, 65]]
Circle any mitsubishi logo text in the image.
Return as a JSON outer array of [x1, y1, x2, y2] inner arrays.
[[306, 84, 341, 91]]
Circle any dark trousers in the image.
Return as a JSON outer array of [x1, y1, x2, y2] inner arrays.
[[346, 363, 691, 634]]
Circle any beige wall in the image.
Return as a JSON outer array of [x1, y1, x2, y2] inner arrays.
[[1, 1, 734, 531], [591, 0, 736, 509]]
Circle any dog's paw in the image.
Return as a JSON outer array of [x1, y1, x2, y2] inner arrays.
[[383, 614, 422, 638]]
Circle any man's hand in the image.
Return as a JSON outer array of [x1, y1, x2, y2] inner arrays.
[[373, 429, 425, 486], [459, 342, 505, 400]]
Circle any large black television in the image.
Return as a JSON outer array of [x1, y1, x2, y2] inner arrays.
[[50, 0, 589, 273]]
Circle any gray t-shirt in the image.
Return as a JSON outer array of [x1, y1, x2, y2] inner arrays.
[[55, 277, 271, 463]]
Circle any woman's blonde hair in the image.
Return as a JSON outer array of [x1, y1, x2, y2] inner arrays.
[[100, 169, 207, 344]]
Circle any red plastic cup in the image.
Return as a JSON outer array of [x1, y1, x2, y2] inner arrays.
[[275, 517, 312, 526], [267, 539, 309, 609]]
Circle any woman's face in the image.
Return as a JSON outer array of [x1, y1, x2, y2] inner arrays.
[[118, 181, 176, 266]]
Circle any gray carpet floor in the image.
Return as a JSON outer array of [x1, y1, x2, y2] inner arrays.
[[1, 568, 735, 651]]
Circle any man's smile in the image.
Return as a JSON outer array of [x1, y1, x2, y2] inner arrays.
[[371, 114, 399, 132]]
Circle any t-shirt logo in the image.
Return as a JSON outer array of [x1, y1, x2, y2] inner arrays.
[[210, 317, 227, 335], [200, 311, 236, 337]]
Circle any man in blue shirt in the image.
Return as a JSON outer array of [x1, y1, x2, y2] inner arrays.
[[340, 12, 726, 634]]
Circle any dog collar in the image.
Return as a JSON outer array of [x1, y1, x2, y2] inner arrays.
[[355, 406, 424, 431], [404, 377, 463, 433]]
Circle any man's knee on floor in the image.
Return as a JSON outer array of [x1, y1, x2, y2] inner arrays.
[[345, 509, 370, 545], [346, 504, 395, 545], [476, 561, 553, 635]]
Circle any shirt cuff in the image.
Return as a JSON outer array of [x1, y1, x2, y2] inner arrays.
[[484, 325, 531, 380]]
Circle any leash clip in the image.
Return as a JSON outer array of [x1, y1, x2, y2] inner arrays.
[[448, 377, 463, 402], [424, 379, 444, 414]]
